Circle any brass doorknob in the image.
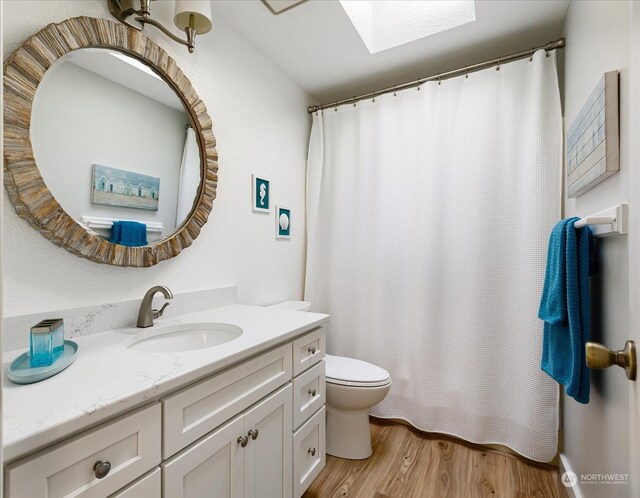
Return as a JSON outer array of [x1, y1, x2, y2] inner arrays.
[[585, 340, 636, 380]]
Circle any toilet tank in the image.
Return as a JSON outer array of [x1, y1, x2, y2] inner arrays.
[[267, 301, 311, 312]]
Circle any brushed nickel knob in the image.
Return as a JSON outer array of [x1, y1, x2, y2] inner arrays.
[[237, 435, 249, 448], [308, 447, 316, 456], [308, 346, 316, 354], [93, 460, 111, 479], [248, 428, 259, 440], [308, 388, 317, 397]]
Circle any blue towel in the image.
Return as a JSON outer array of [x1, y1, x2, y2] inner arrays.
[[110, 221, 148, 247], [539, 218, 592, 404]]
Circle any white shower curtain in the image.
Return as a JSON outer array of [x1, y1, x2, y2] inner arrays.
[[305, 51, 562, 462], [176, 127, 201, 226]]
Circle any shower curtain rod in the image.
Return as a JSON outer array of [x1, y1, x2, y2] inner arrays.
[[307, 37, 565, 114]]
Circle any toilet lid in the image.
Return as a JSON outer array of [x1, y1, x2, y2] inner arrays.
[[325, 354, 391, 387]]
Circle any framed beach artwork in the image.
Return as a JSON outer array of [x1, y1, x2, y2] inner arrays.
[[252, 174, 270, 213], [566, 71, 619, 198], [91, 164, 160, 211], [276, 205, 291, 239]]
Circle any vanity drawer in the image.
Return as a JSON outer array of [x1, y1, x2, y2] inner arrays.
[[293, 360, 325, 429], [109, 467, 161, 498], [293, 406, 326, 498], [162, 342, 292, 458], [292, 327, 326, 377], [5, 403, 161, 498]]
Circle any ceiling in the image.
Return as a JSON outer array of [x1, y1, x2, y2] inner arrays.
[[210, 0, 570, 105], [67, 49, 185, 111]]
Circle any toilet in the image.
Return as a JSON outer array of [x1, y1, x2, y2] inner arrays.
[[268, 301, 392, 460], [324, 354, 391, 459]]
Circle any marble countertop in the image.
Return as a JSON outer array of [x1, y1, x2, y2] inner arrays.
[[3, 304, 329, 462]]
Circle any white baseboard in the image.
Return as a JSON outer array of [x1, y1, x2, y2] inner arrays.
[[559, 453, 583, 498]]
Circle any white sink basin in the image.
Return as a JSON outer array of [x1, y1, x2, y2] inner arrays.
[[126, 323, 243, 353]]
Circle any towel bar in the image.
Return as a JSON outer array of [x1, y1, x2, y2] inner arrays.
[[574, 203, 627, 237], [574, 215, 615, 228], [81, 216, 164, 234]]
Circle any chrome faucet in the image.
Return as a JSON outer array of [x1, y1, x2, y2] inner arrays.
[[137, 285, 173, 328]]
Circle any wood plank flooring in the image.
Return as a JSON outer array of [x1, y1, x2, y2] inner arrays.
[[303, 418, 567, 498]]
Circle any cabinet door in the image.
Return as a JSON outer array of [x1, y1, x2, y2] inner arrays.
[[163, 343, 292, 459], [162, 416, 245, 498], [6, 404, 160, 498], [109, 467, 161, 498], [244, 384, 293, 498]]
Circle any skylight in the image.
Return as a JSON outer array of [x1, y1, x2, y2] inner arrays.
[[109, 51, 161, 81], [339, 1, 476, 54]]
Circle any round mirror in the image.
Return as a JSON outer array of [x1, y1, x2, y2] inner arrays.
[[3, 17, 218, 267], [32, 48, 200, 244]]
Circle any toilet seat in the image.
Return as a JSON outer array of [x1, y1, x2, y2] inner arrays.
[[325, 354, 391, 388]]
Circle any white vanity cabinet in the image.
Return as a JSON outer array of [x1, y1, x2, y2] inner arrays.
[[4, 326, 327, 498], [163, 384, 292, 497]]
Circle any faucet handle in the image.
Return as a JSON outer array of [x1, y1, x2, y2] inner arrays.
[[152, 302, 170, 319], [137, 285, 173, 328]]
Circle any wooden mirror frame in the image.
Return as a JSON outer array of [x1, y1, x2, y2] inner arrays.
[[3, 17, 218, 267]]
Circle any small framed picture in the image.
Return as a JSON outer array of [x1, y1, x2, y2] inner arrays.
[[275, 205, 291, 239], [252, 174, 270, 212]]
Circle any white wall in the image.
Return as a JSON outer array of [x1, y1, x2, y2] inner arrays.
[[0, 0, 4, 486], [627, 5, 640, 496], [562, 2, 632, 497], [2, 0, 315, 317], [32, 61, 186, 235]]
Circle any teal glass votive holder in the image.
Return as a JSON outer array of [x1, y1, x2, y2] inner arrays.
[[30, 319, 64, 367]]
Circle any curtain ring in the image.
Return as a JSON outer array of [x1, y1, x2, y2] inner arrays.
[[464, 67, 468, 79], [417, 79, 422, 91], [437, 74, 441, 85], [545, 43, 551, 57], [372, 91, 375, 103], [496, 58, 500, 71], [530, 48, 534, 61], [353, 96, 357, 107], [334, 102, 338, 112], [393, 86, 397, 97]]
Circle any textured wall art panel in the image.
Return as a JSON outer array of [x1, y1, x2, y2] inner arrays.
[[566, 70, 619, 198]]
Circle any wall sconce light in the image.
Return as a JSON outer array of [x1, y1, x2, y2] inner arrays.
[[108, 0, 212, 53]]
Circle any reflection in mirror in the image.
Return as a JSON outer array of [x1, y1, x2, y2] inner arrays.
[[31, 48, 201, 244]]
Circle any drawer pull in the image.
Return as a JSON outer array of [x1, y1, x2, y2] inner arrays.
[[93, 460, 111, 479], [308, 388, 317, 397], [308, 447, 316, 456], [308, 346, 316, 354], [248, 429, 259, 440], [237, 435, 249, 448]]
